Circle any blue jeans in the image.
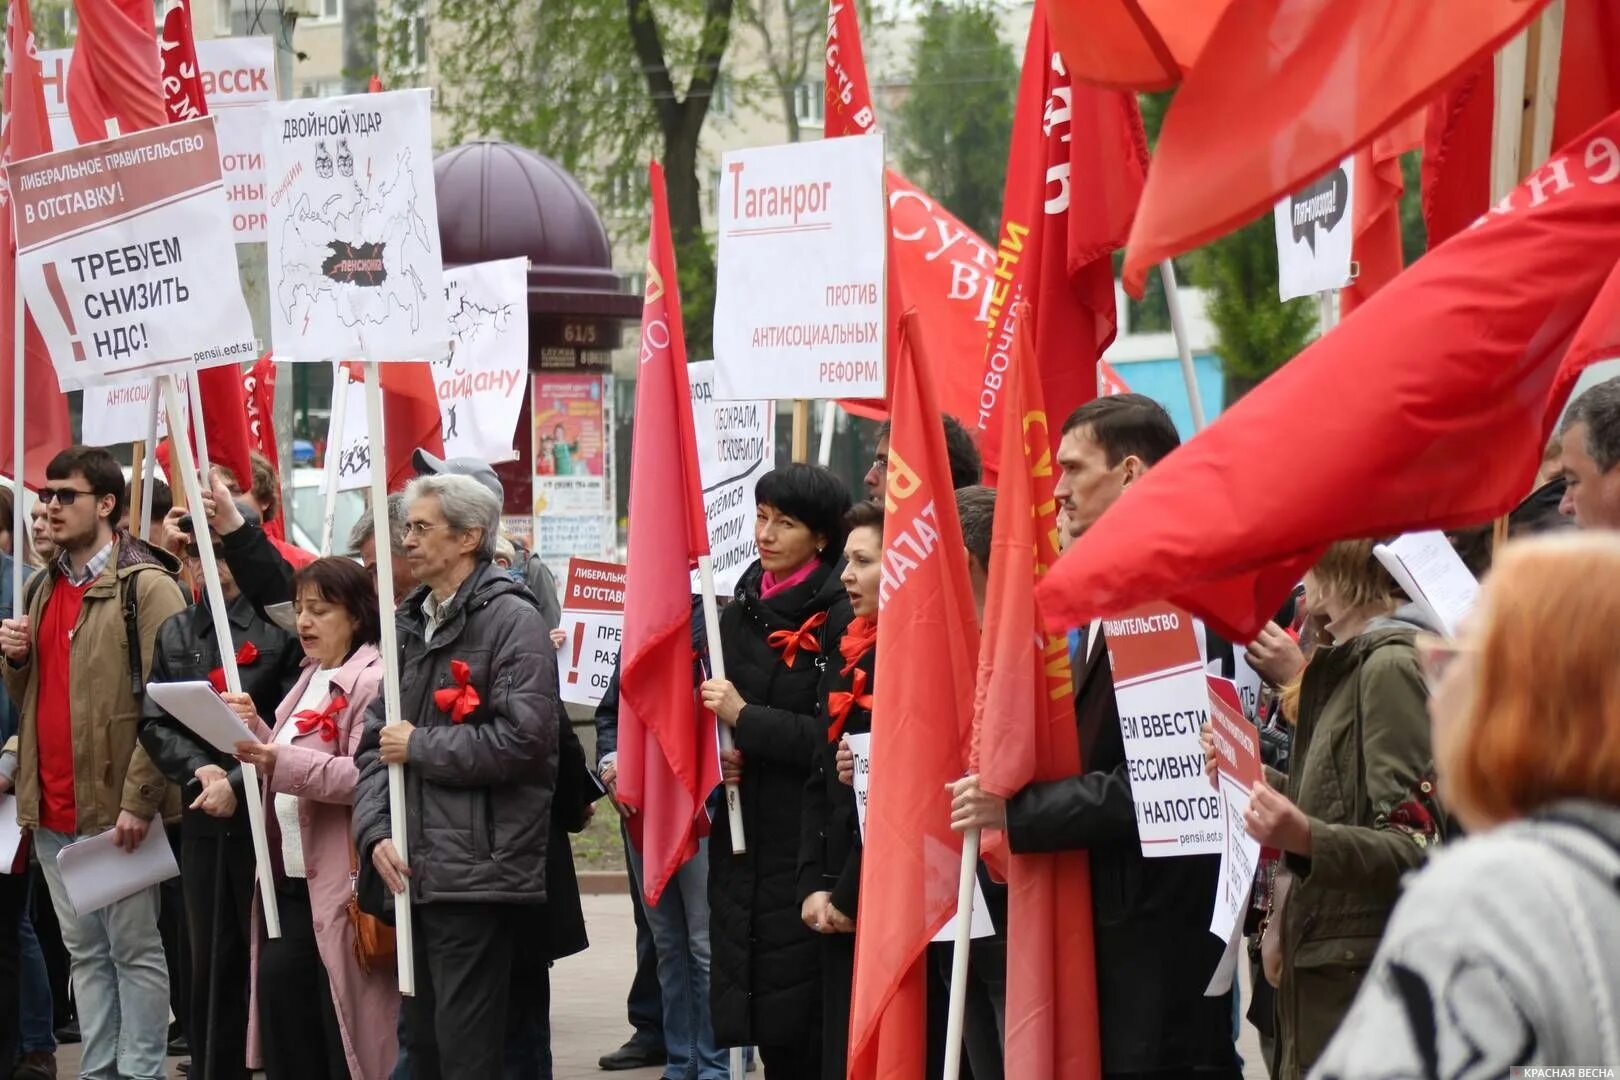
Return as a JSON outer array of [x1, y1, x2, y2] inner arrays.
[[19, 904, 56, 1054], [627, 834, 727, 1080], [35, 828, 170, 1080]]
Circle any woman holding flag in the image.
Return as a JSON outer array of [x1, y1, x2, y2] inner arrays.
[[698, 463, 851, 1079]]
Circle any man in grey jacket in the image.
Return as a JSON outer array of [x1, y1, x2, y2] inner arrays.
[[352, 473, 561, 1080]]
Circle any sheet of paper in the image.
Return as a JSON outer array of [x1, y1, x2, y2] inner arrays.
[[1209, 774, 1263, 945], [0, 796, 23, 873], [846, 732, 872, 838], [1373, 531, 1480, 638], [933, 874, 996, 942], [263, 602, 297, 635], [144, 681, 257, 755], [1204, 915, 1245, 996], [56, 817, 178, 916]]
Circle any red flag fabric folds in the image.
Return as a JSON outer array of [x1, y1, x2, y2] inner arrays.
[[617, 161, 719, 906], [67, 0, 165, 142], [1040, 109, 1620, 642], [1045, 0, 1227, 91], [1342, 114, 1424, 316], [849, 312, 981, 1079], [1122, 0, 1552, 296], [341, 361, 444, 493]]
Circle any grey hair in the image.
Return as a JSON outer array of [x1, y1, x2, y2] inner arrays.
[[1561, 376, 1620, 473], [348, 492, 408, 556], [493, 533, 517, 566], [404, 473, 501, 562]]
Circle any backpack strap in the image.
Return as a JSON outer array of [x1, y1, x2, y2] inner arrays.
[[122, 572, 143, 702]]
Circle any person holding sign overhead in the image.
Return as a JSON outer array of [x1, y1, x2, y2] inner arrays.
[[698, 463, 851, 1079]]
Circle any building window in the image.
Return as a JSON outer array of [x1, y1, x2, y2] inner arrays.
[[308, 0, 343, 24], [794, 79, 825, 126], [402, 9, 428, 71], [710, 75, 730, 117], [606, 172, 646, 214], [300, 78, 346, 99]]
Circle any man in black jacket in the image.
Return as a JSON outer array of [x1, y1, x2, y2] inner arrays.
[[949, 395, 1241, 1079], [138, 503, 305, 1080]]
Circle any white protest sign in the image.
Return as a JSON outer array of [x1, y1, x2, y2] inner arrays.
[[5, 118, 257, 391], [1275, 155, 1354, 302], [1373, 531, 1480, 638], [82, 373, 188, 445], [687, 361, 774, 596], [436, 258, 529, 462], [40, 38, 278, 242], [263, 89, 447, 364], [557, 558, 626, 708], [1206, 678, 1262, 943], [714, 136, 886, 400], [1104, 603, 1224, 857]]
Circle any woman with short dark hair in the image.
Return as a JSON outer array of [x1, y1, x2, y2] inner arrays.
[[699, 463, 852, 1078]]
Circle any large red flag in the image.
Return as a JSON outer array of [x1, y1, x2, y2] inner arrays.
[[1122, 0, 1552, 296], [1039, 109, 1620, 642], [66, 0, 165, 143], [848, 311, 981, 1079], [1, 0, 70, 487], [971, 305, 1100, 1079], [1341, 114, 1424, 315], [824, 0, 996, 428], [978, 0, 1146, 478], [617, 161, 720, 906], [1045, 0, 1228, 91]]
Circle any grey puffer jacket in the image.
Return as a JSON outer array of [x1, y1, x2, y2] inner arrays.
[[353, 560, 561, 905]]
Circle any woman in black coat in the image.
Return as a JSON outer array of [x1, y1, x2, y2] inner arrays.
[[699, 464, 852, 1080]]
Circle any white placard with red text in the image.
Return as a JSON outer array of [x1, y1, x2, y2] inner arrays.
[[1206, 677, 1263, 943], [558, 558, 626, 707], [713, 136, 886, 400], [82, 373, 191, 444], [1105, 603, 1224, 858]]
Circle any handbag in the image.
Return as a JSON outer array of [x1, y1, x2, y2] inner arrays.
[[347, 836, 396, 975], [1260, 866, 1291, 988]]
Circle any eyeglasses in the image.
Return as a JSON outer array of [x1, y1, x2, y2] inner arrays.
[[37, 487, 97, 506], [403, 521, 449, 538], [1414, 632, 1475, 685]]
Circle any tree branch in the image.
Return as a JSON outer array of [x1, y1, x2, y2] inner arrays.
[[625, 0, 681, 134], [682, 0, 736, 134]]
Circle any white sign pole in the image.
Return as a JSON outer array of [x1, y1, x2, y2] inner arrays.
[[696, 555, 745, 855], [1158, 262, 1206, 432], [941, 827, 980, 1080], [137, 390, 159, 542], [185, 373, 214, 479], [816, 400, 837, 468], [10, 257, 24, 606], [320, 366, 349, 556], [363, 361, 416, 995], [159, 374, 281, 939]]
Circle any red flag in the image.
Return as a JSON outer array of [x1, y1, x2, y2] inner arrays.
[[1, 0, 70, 487], [1122, 0, 1552, 296], [1341, 114, 1424, 315], [972, 305, 1100, 1079], [242, 355, 283, 540], [1045, 0, 1227, 91], [617, 161, 719, 906], [368, 74, 384, 93], [824, 1, 996, 429], [66, 0, 165, 142], [159, 1, 206, 124], [1097, 358, 1132, 397], [342, 361, 443, 493], [978, 0, 1146, 478], [848, 311, 981, 1078], [1039, 109, 1620, 642]]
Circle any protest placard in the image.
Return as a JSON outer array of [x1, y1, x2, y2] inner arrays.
[[1275, 155, 1355, 302], [262, 88, 446, 364], [40, 38, 278, 242], [686, 361, 774, 595], [1374, 531, 1480, 638], [1105, 602, 1224, 857], [4, 118, 257, 391], [1205, 675, 1264, 945], [713, 136, 886, 401], [558, 558, 627, 707], [82, 373, 185, 444]]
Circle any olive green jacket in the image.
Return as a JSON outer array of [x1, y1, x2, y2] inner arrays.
[[1273, 606, 1444, 1079]]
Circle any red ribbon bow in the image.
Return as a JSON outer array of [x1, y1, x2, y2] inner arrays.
[[838, 616, 878, 676], [434, 659, 481, 724], [826, 668, 872, 743], [767, 611, 828, 668], [208, 641, 260, 692], [293, 692, 349, 743]]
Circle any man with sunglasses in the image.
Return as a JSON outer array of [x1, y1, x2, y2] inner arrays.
[[0, 445, 188, 1080]]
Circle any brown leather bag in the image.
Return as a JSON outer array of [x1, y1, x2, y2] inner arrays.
[[347, 838, 395, 975]]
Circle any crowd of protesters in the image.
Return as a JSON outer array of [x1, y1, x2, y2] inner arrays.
[[1, 376, 1619, 1080]]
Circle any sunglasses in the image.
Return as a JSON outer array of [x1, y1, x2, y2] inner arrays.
[[36, 487, 98, 506], [1414, 632, 1476, 685]]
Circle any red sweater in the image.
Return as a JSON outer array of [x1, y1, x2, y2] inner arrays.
[[36, 578, 91, 834]]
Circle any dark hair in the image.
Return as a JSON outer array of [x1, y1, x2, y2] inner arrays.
[[755, 463, 852, 561], [46, 445, 126, 525], [126, 478, 173, 523], [876, 414, 983, 491], [843, 499, 884, 535], [1061, 393, 1180, 468], [1561, 376, 1620, 472], [955, 485, 996, 568], [293, 557, 381, 647], [249, 451, 280, 522]]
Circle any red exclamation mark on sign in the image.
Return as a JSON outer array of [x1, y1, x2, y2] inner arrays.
[[41, 263, 84, 362], [567, 622, 585, 684]]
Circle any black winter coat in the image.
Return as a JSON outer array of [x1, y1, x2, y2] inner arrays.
[[709, 559, 844, 1049], [137, 594, 304, 836], [797, 599, 869, 919], [1005, 630, 1240, 1077]]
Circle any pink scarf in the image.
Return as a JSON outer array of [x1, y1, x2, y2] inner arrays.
[[760, 559, 819, 600]]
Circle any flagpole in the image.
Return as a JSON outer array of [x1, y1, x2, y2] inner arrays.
[[791, 400, 811, 462], [696, 553, 746, 855], [10, 248, 23, 607], [817, 400, 836, 468], [942, 826, 980, 1080], [363, 360, 417, 996], [320, 363, 349, 555], [160, 373, 281, 939], [186, 371, 214, 479], [138, 400, 159, 541], [1157, 261, 1206, 432]]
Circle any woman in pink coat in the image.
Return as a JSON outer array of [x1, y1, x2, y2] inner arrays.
[[226, 557, 399, 1079]]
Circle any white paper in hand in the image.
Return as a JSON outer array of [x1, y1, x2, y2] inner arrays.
[[1372, 531, 1480, 638], [145, 681, 258, 756], [56, 817, 178, 915]]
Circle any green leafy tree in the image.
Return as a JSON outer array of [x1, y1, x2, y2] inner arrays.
[[735, 0, 822, 143], [894, 0, 1016, 241]]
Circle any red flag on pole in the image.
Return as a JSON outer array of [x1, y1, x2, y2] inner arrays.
[[242, 355, 283, 540], [66, 0, 165, 142], [1, 0, 70, 487], [1341, 114, 1424, 316], [978, 0, 1146, 478], [848, 311, 981, 1079], [1121, 0, 1553, 296], [341, 362, 443, 493], [617, 161, 720, 906], [1038, 109, 1620, 642], [1045, 0, 1227, 91], [972, 305, 1100, 1079]]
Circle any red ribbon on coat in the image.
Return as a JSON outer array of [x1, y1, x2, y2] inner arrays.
[[767, 611, 828, 668], [293, 692, 348, 744], [826, 668, 872, 743], [208, 641, 260, 692], [434, 659, 481, 724]]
